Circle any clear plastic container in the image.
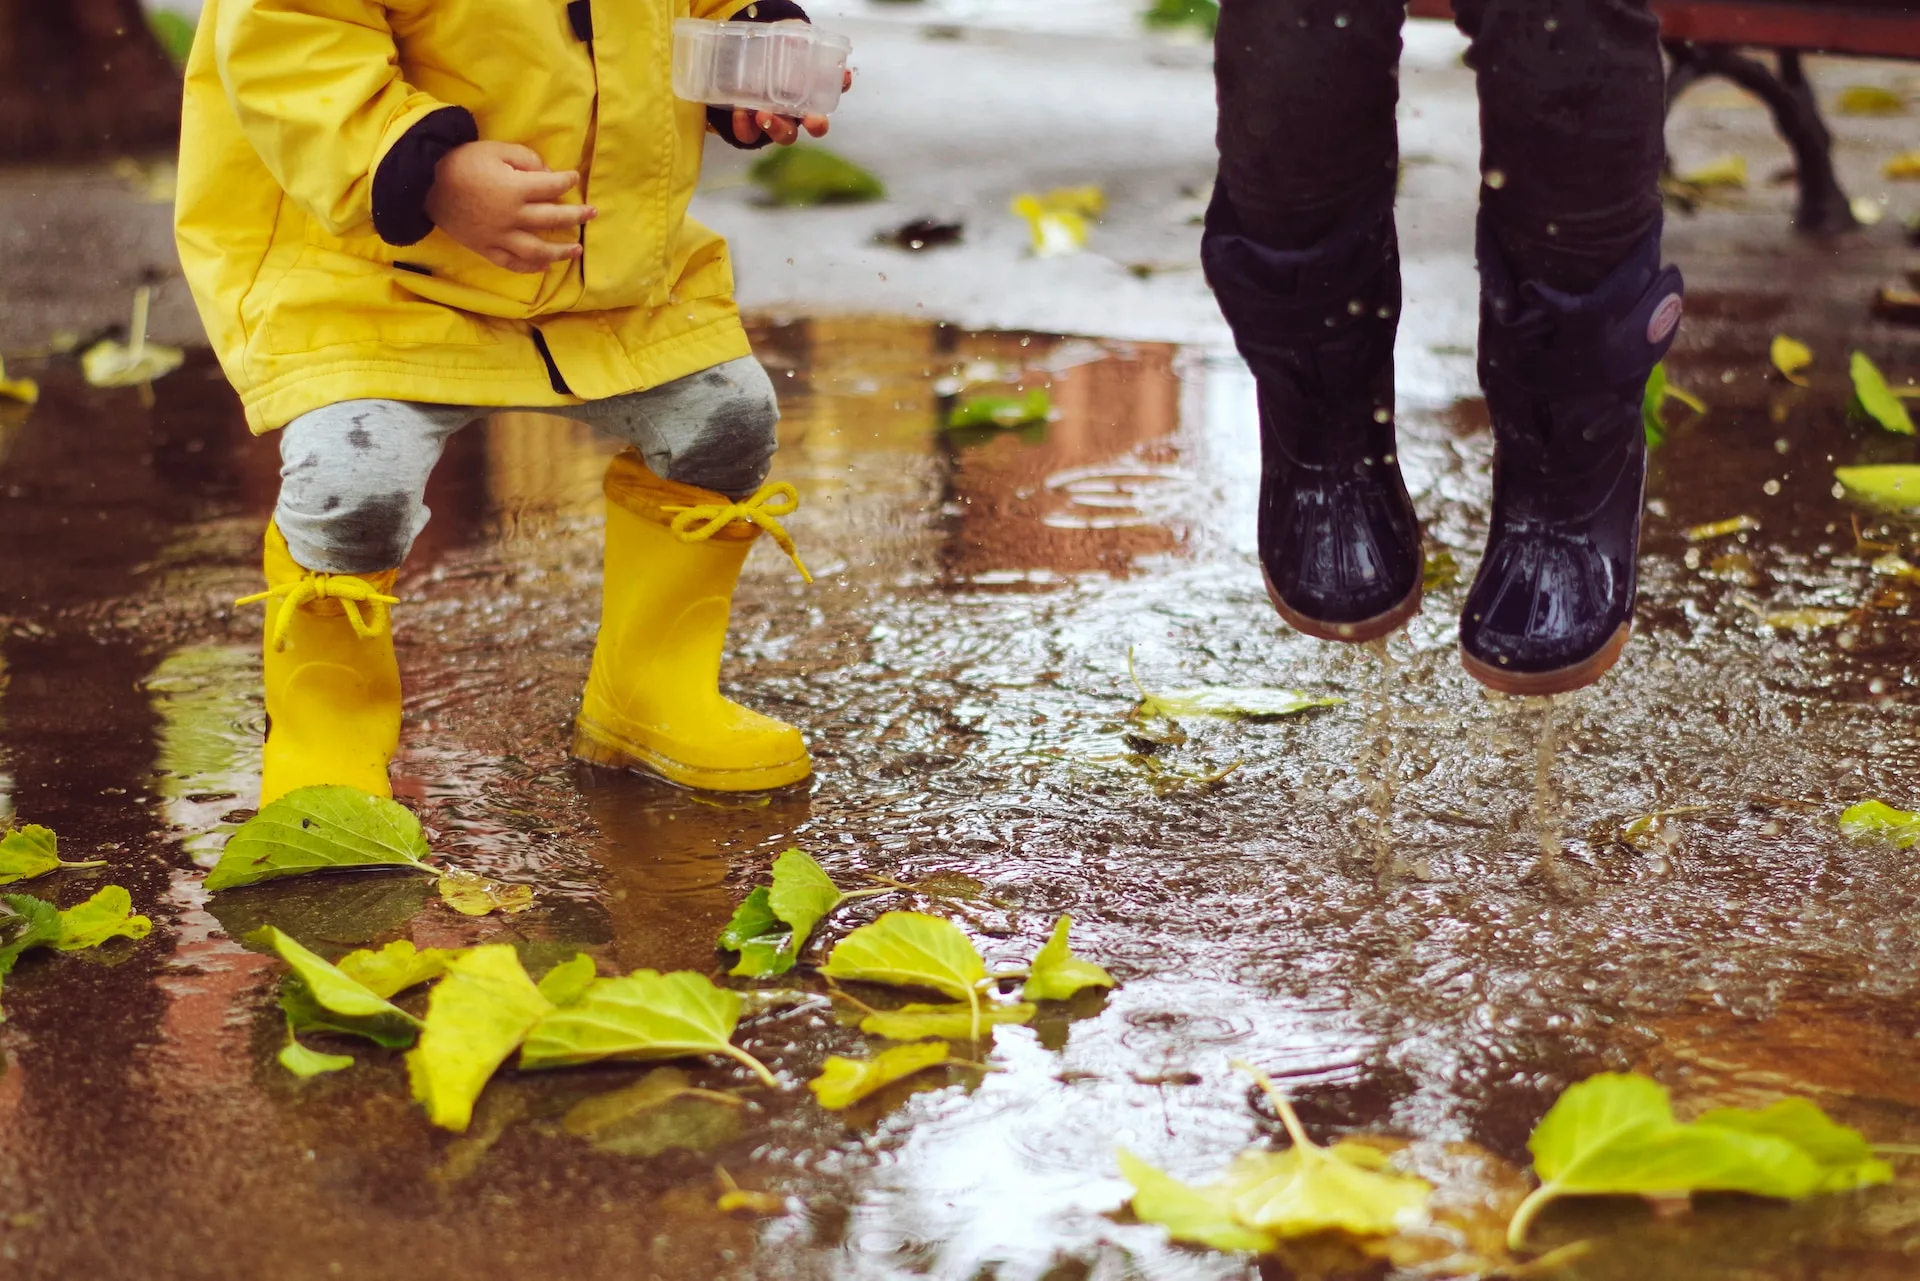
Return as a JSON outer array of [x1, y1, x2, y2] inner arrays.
[[672, 18, 851, 118]]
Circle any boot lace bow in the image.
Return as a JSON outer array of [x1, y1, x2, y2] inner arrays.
[[235, 574, 399, 652], [663, 482, 813, 584]]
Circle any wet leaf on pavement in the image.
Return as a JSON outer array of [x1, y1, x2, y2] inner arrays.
[[278, 1037, 354, 1078], [824, 912, 988, 1040], [1838, 799, 1920, 847], [1676, 154, 1747, 189], [1119, 1148, 1279, 1254], [809, 1040, 956, 1110], [1888, 151, 1920, 180], [1137, 686, 1342, 721], [767, 849, 845, 958], [1423, 548, 1459, 590], [749, 146, 885, 207], [437, 868, 535, 916], [718, 886, 795, 978], [407, 945, 553, 1132], [1771, 335, 1813, 386], [55, 886, 152, 951], [1850, 352, 1915, 435], [1684, 515, 1760, 542], [256, 926, 422, 1049], [563, 1067, 747, 1157], [535, 953, 598, 1007], [336, 939, 462, 999], [81, 287, 184, 391], [0, 894, 61, 1022], [1508, 1072, 1889, 1250], [1694, 1099, 1893, 1192], [0, 355, 38, 406], [206, 786, 433, 891], [519, 968, 776, 1086], [0, 824, 105, 885], [1642, 362, 1706, 448], [1838, 85, 1907, 116], [1834, 464, 1920, 510], [858, 1000, 1034, 1042], [1021, 916, 1115, 1002]]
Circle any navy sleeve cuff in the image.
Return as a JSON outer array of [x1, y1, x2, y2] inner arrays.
[[706, 0, 812, 151], [372, 107, 481, 247]]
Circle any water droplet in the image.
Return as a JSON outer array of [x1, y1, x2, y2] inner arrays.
[[1721, 369, 1737, 383], [1484, 169, 1507, 190], [1334, 12, 1351, 26], [1348, 299, 1365, 315], [1763, 479, 1781, 496], [1544, 16, 1559, 30], [1546, 222, 1558, 236], [1832, 482, 1847, 499], [1870, 676, 1889, 695], [1377, 306, 1392, 319], [1382, 451, 1396, 463], [1373, 408, 1391, 423], [1775, 438, 1790, 454]]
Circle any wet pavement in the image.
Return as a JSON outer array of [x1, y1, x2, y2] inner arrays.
[[2, 257, 1920, 1281]]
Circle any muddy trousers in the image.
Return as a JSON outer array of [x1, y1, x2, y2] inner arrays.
[[1213, 0, 1667, 292], [273, 355, 781, 575]]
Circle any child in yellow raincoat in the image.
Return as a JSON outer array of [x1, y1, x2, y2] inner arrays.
[[174, 0, 843, 804]]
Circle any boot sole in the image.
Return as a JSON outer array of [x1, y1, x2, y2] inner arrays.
[[571, 715, 813, 793], [1263, 566, 1424, 645], [1460, 621, 1632, 697]]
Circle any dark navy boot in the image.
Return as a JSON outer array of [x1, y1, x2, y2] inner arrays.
[[1461, 218, 1684, 694], [1202, 180, 1422, 643]]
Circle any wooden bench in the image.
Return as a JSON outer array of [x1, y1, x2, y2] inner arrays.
[[1405, 0, 1920, 232]]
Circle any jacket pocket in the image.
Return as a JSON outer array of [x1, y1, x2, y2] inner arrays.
[[250, 244, 501, 358]]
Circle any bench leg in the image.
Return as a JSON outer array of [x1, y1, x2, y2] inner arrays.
[[1664, 42, 1858, 235]]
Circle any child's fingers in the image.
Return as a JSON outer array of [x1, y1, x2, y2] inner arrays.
[[496, 144, 551, 173], [515, 168, 581, 202], [802, 114, 829, 138], [517, 201, 597, 231], [496, 231, 582, 271], [732, 108, 762, 145], [756, 111, 799, 146]]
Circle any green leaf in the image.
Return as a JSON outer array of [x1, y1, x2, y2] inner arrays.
[[518, 969, 775, 1086], [562, 1067, 747, 1157], [335, 939, 461, 999], [767, 849, 844, 954], [748, 146, 885, 207], [1641, 362, 1706, 449], [148, 9, 196, 65], [256, 926, 422, 1049], [55, 885, 152, 951], [1021, 915, 1115, 1002], [0, 895, 61, 1024], [0, 824, 104, 885], [859, 1001, 1035, 1042], [946, 388, 1052, 430], [1117, 1148, 1279, 1254], [822, 912, 986, 1002], [278, 1037, 354, 1078], [1129, 649, 1341, 720], [206, 786, 433, 891], [1695, 1099, 1893, 1192], [808, 1040, 956, 1110], [1839, 799, 1920, 847], [1510, 1072, 1833, 1250], [1851, 352, 1915, 435], [437, 868, 534, 916], [1140, 0, 1219, 37], [407, 945, 554, 1132], [1835, 464, 1920, 511], [536, 953, 598, 1007], [1226, 1142, 1431, 1238], [717, 886, 783, 952]]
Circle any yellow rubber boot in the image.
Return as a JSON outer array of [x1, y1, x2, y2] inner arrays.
[[572, 451, 813, 791], [239, 523, 403, 806]]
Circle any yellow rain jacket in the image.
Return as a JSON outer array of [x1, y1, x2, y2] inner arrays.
[[176, 0, 756, 433]]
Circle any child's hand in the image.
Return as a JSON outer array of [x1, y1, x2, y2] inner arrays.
[[728, 68, 854, 147], [424, 141, 597, 274]]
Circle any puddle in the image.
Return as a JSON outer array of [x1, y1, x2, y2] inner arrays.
[[3, 309, 1920, 1279]]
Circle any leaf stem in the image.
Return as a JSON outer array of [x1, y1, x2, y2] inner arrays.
[[57, 859, 108, 870], [840, 886, 902, 902], [721, 1042, 780, 1090], [966, 984, 980, 1043], [824, 981, 878, 1016], [1231, 1058, 1319, 1154], [1505, 1183, 1559, 1254], [1870, 1143, 1920, 1156]]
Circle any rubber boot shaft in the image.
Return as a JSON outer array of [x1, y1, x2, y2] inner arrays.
[[1203, 180, 1422, 640], [1461, 215, 1684, 692]]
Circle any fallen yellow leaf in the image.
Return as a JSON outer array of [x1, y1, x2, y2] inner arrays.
[[0, 355, 37, 406], [1885, 151, 1920, 181], [1678, 154, 1747, 189], [1684, 515, 1760, 542], [1838, 85, 1907, 116], [1770, 335, 1812, 386]]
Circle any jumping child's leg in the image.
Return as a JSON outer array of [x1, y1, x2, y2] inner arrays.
[[562, 358, 812, 792], [245, 400, 473, 804]]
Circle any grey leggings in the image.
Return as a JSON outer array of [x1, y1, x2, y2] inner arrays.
[[274, 355, 780, 574]]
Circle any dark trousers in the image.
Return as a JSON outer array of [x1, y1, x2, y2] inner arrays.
[[1214, 0, 1666, 292]]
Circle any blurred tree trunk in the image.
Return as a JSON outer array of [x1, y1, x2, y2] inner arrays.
[[0, 0, 182, 161]]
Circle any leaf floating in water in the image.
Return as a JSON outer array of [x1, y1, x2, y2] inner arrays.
[[1676, 154, 1748, 189], [1683, 515, 1760, 542], [437, 868, 534, 917], [535, 953, 598, 1008], [1771, 335, 1813, 386], [1021, 915, 1115, 1002], [1870, 554, 1920, 584], [1642, 362, 1706, 449], [1508, 1072, 1890, 1250], [1118, 1149, 1279, 1254], [562, 1067, 746, 1157], [717, 849, 855, 978], [1422, 548, 1459, 590], [1137, 685, 1342, 721], [1850, 352, 1915, 435], [1835, 464, 1920, 511], [335, 939, 461, 999], [946, 387, 1052, 430], [808, 1040, 958, 1110], [0, 894, 61, 1022], [715, 1168, 788, 1215], [81, 288, 184, 391], [55, 886, 151, 951], [205, 786, 433, 891], [748, 146, 885, 207], [408, 945, 553, 1132], [824, 911, 988, 1039], [1839, 799, 1920, 847], [857, 1000, 1034, 1042], [0, 824, 105, 885], [518, 968, 776, 1086], [1887, 151, 1920, 180], [1838, 84, 1908, 116], [256, 925, 422, 1049], [278, 1036, 354, 1078], [0, 355, 38, 406], [767, 849, 845, 958]]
